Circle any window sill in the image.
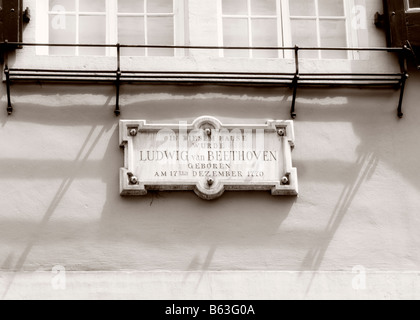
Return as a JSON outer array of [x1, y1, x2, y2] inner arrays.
[[6, 48, 401, 76]]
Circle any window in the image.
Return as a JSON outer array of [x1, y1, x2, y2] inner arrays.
[[37, 0, 184, 56], [288, 0, 350, 59], [36, 0, 362, 60], [218, 0, 358, 59], [117, 0, 176, 56], [219, 0, 284, 58], [406, 0, 420, 10], [46, 0, 107, 56]]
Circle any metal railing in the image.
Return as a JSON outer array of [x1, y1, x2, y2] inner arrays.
[[1, 41, 412, 118]]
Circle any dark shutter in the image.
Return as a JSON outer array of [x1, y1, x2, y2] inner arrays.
[[0, 1, 4, 44], [382, 0, 420, 47], [0, 0, 23, 43], [385, 0, 408, 47], [407, 11, 420, 46]]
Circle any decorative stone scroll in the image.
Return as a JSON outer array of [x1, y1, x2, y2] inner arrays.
[[120, 116, 298, 200]]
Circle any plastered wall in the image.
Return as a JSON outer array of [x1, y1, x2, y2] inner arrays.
[[0, 0, 419, 299]]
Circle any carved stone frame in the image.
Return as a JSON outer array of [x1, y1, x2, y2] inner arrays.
[[120, 116, 298, 200]]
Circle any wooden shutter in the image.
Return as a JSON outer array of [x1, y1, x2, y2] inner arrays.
[[406, 11, 420, 46], [0, 1, 4, 45], [0, 0, 23, 44], [383, 0, 420, 47], [385, 0, 408, 47]]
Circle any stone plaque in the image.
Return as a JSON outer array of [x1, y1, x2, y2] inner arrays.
[[120, 116, 298, 200]]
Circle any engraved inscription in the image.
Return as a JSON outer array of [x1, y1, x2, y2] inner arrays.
[[120, 116, 298, 200]]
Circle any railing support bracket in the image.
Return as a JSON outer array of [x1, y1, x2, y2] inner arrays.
[[4, 65, 13, 116]]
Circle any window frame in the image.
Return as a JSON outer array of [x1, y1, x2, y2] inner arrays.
[[405, 0, 420, 12], [36, 0, 185, 57], [285, 0, 358, 59], [216, 0, 287, 58], [217, 0, 360, 60]]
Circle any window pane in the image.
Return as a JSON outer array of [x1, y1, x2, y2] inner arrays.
[[318, 0, 344, 16], [148, 17, 174, 56], [291, 19, 318, 58], [119, 17, 145, 56], [222, 0, 248, 15], [79, 16, 106, 55], [250, 0, 276, 15], [147, 0, 173, 13], [289, 0, 315, 16], [409, 0, 420, 8], [118, 0, 144, 13], [79, 0, 106, 12], [320, 20, 347, 58], [223, 18, 249, 57], [252, 19, 278, 58], [49, 14, 76, 55], [49, 0, 75, 12]]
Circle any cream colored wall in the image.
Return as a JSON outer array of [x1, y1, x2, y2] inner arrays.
[[1, 0, 420, 299]]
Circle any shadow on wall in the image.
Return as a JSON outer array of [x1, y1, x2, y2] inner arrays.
[[0, 83, 293, 125], [1, 69, 420, 278], [295, 66, 420, 272], [0, 83, 296, 279]]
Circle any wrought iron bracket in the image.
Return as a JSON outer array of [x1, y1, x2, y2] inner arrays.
[[395, 42, 414, 119], [290, 75, 299, 119], [3, 41, 13, 115], [4, 64, 13, 115], [397, 72, 409, 118], [115, 43, 121, 117], [290, 45, 299, 119]]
